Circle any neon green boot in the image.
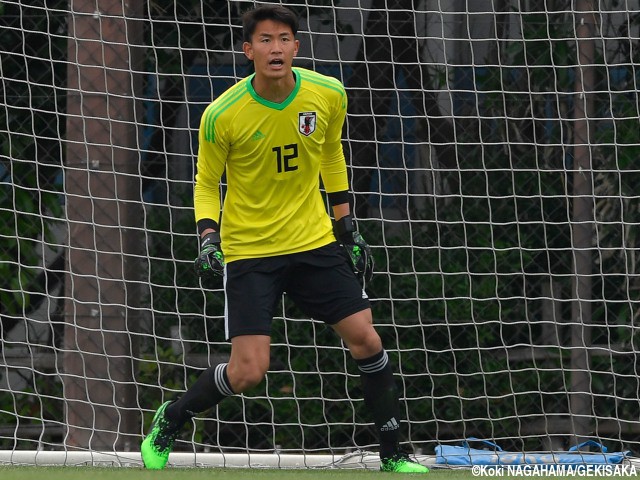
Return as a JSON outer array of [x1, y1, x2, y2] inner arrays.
[[380, 453, 430, 473], [141, 401, 180, 469]]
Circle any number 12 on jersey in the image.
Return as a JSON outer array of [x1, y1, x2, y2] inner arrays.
[[273, 144, 299, 173]]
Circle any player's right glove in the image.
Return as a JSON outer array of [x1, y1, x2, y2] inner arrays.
[[194, 232, 225, 278], [333, 215, 374, 284]]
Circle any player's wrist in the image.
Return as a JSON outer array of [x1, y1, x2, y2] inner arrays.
[[333, 215, 355, 244], [201, 231, 221, 250], [197, 218, 219, 237]]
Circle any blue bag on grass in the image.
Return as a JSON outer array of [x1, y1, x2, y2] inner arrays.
[[435, 438, 631, 466]]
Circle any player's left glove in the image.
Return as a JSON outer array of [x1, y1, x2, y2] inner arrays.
[[333, 215, 374, 284], [194, 232, 225, 279]]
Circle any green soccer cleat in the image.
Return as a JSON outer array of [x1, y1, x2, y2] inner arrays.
[[141, 401, 180, 469], [380, 453, 430, 473]]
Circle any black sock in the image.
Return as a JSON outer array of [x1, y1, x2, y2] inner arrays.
[[165, 363, 235, 426], [355, 350, 401, 460]]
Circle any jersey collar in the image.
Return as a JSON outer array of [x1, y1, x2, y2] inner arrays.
[[246, 69, 301, 111]]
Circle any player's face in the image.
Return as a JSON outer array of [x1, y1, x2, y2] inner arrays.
[[243, 20, 299, 81]]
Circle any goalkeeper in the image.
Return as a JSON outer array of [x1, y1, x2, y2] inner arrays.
[[141, 4, 428, 474]]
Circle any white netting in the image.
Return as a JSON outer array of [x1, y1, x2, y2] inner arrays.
[[1, 0, 639, 466]]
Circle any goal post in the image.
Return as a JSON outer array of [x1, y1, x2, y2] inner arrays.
[[1, 0, 640, 467]]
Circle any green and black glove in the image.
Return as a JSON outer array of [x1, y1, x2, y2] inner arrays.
[[194, 232, 225, 278], [334, 215, 374, 284]]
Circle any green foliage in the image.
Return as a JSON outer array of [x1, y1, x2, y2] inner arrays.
[[0, 2, 68, 450], [4, 0, 640, 455], [0, 2, 66, 316], [374, 6, 640, 448], [0, 372, 65, 449], [138, 5, 640, 452]]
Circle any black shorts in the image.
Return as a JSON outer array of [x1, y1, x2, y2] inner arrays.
[[223, 242, 370, 339]]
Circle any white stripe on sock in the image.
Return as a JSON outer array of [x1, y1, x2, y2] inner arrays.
[[358, 350, 389, 374], [214, 363, 234, 396]]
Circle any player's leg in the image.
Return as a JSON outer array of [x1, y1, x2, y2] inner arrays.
[[165, 334, 270, 420], [227, 334, 271, 392], [285, 244, 428, 473], [141, 256, 284, 469], [331, 309, 401, 458], [332, 310, 429, 473], [140, 336, 270, 469]]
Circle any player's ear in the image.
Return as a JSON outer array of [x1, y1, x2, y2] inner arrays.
[[293, 39, 300, 57], [243, 42, 254, 61]]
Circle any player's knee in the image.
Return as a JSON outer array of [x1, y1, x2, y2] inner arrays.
[[349, 327, 383, 359], [228, 361, 268, 392]]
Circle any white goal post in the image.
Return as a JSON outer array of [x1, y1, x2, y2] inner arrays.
[[1, 0, 640, 467]]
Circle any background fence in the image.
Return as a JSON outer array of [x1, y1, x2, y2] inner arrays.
[[1, 0, 639, 459]]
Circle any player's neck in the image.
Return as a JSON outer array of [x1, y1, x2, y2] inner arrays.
[[251, 71, 296, 104]]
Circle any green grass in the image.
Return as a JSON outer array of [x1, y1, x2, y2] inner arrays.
[[1, 465, 639, 480], [0, 466, 470, 480]]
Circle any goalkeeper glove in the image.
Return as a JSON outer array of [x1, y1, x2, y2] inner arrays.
[[333, 215, 374, 283], [194, 232, 225, 278]]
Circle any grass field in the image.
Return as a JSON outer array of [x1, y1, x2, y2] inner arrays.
[[2, 465, 639, 479], [0, 466, 474, 480]]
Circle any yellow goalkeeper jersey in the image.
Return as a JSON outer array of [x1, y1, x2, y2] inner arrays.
[[194, 67, 349, 263]]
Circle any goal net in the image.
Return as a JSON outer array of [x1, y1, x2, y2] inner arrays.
[[1, 0, 639, 467]]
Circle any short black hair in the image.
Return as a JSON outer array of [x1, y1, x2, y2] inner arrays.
[[241, 5, 299, 43]]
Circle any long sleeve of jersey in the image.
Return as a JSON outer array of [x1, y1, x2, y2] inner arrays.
[[193, 102, 229, 226], [319, 89, 349, 195]]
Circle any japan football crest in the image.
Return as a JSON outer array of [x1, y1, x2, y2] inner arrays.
[[298, 111, 317, 136]]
